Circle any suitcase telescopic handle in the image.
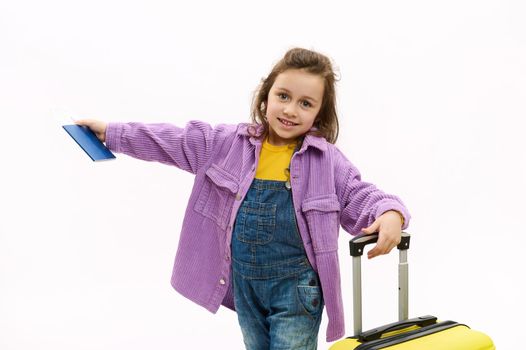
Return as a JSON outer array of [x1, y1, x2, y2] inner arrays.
[[349, 232, 411, 336]]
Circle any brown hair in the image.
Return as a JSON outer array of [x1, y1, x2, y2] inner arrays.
[[250, 47, 339, 144]]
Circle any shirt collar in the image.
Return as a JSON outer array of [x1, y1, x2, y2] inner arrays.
[[238, 123, 328, 152]]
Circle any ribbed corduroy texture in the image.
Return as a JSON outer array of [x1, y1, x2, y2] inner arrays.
[[105, 120, 411, 342]]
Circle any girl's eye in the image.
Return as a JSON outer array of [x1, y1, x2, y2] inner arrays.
[[301, 100, 312, 108], [278, 93, 288, 100]]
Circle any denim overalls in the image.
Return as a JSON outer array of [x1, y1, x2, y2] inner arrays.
[[231, 176, 324, 350]]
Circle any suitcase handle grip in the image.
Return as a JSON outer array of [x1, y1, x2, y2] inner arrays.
[[358, 315, 438, 342], [349, 232, 410, 257]]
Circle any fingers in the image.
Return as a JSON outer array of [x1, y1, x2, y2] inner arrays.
[[367, 230, 402, 259], [367, 238, 386, 259], [73, 119, 107, 142], [367, 240, 389, 259], [361, 221, 383, 258], [363, 213, 403, 259], [74, 119, 94, 127], [361, 220, 379, 235]]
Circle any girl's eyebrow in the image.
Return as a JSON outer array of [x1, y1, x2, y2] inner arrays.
[[276, 87, 319, 103]]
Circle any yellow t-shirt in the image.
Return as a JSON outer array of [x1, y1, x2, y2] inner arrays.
[[255, 138, 298, 181]]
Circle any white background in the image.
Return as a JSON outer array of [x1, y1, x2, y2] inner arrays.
[[1, 0, 524, 348]]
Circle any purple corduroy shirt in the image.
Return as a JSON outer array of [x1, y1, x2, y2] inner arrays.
[[105, 120, 410, 342]]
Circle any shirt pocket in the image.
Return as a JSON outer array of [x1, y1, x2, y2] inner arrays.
[[301, 194, 341, 253], [193, 163, 239, 230]]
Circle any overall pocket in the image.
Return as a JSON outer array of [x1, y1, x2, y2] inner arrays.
[[193, 163, 239, 230], [297, 268, 323, 318], [235, 200, 276, 245]]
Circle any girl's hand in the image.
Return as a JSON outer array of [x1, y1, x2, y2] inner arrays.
[[361, 210, 403, 259], [74, 119, 108, 143]]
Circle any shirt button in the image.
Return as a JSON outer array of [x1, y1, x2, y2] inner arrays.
[[236, 193, 242, 200], [225, 255, 230, 261], [219, 278, 226, 285]]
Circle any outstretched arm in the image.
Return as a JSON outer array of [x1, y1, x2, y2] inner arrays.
[[76, 119, 223, 175]]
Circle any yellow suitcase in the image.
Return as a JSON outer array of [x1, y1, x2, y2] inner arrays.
[[329, 233, 495, 350]]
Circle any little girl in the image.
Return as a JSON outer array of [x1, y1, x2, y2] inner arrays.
[[76, 47, 410, 349]]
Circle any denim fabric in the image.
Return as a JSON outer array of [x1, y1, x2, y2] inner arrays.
[[232, 178, 324, 349]]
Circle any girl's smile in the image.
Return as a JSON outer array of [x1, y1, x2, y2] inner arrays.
[[277, 117, 299, 127]]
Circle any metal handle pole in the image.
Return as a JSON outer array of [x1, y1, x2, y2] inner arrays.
[[353, 256, 362, 336], [398, 249, 409, 321]]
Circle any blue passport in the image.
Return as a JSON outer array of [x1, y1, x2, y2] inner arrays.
[[63, 124, 116, 161]]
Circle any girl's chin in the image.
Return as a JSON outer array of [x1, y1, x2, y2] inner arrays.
[[268, 132, 298, 146]]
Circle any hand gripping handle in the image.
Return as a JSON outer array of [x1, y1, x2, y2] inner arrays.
[[349, 232, 410, 257]]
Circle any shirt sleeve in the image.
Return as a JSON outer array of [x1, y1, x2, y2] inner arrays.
[[105, 120, 228, 175], [334, 150, 411, 235]]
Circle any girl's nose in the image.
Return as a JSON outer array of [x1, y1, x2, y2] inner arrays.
[[283, 104, 297, 117]]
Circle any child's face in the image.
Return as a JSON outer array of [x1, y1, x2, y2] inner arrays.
[[266, 69, 324, 146]]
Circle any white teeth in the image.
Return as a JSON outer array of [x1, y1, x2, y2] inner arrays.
[[279, 118, 296, 126]]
